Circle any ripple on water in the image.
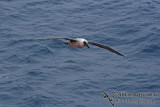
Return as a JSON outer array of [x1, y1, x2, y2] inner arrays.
[[0, 0, 160, 107]]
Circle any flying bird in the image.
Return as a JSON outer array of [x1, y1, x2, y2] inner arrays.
[[27, 37, 124, 56]]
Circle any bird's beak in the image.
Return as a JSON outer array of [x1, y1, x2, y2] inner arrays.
[[86, 44, 89, 48]]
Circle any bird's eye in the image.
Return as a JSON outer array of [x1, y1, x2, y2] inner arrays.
[[83, 41, 86, 44]]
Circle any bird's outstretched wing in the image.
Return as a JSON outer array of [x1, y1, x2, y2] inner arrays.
[[88, 41, 124, 56], [26, 37, 77, 42]]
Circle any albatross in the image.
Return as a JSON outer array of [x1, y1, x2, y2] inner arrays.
[[28, 37, 124, 56]]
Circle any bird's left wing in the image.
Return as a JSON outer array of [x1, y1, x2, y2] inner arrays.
[[88, 41, 124, 56]]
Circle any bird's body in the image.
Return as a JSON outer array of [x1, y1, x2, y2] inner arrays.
[[66, 38, 88, 48], [27, 37, 124, 56]]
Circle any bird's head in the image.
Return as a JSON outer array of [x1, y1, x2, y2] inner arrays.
[[83, 41, 89, 48]]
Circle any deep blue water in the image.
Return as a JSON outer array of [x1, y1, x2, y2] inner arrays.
[[0, 0, 160, 107]]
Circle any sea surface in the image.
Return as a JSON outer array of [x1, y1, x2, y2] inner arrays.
[[0, 0, 160, 107]]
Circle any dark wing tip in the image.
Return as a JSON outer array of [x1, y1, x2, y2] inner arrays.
[[117, 52, 124, 57]]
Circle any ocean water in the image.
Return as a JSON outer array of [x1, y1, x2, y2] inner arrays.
[[0, 0, 160, 107]]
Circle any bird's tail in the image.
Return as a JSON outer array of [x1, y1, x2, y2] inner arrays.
[[64, 42, 69, 45]]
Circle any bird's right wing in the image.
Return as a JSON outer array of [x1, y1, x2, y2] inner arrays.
[[88, 41, 124, 56], [26, 37, 77, 42]]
